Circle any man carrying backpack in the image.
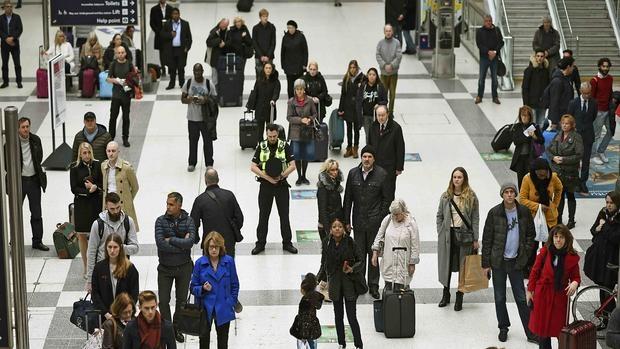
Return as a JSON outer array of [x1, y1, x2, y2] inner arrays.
[[546, 57, 575, 127], [85, 192, 139, 292]]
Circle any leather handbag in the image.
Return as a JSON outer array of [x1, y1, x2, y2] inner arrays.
[[497, 58, 507, 77], [70, 293, 100, 334], [173, 289, 203, 336], [449, 199, 474, 246]]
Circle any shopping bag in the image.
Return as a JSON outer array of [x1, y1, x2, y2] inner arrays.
[[81, 328, 104, 349], [458, 254, 488, 293], [534, 205, 549, 242]]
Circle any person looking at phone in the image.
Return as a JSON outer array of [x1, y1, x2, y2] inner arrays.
[[181, 63, 217, 172], [526, 225, 580, 349]]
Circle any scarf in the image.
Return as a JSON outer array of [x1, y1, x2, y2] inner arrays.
[[317, 171, 343, 193], [605, 209, 620, 225], [137, 311, 161, 349], [529, 158, 551, 206], [295, 96, 305, 107], [548, 244, 567, 292]]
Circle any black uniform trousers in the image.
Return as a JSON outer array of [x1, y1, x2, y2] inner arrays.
[[22, 175, 43, 244], [256, 181, 292, 246], [188, 120, 214, 167], [1, 42, 21, 84], [167, 46, 185, 87]]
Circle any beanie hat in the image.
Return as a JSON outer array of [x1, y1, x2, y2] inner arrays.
[[360, 145, 376, 158], [286, 20, 298, 29], [500, 182, 518, 197]]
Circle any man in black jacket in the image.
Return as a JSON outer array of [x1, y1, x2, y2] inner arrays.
[[475, 14, 504, 105], [481, 183, 536, 344], [562, 49, 581, 95], [522, 50, 550, 127], [17, 117, 48, 250], [190, 167, 244, 257], [384, 0, 406, 45], [0, 1, 23, 88], [160, 8, 192, 90], [71, 112, 112, 162], [343, 145, 390, 299], [149, 0, 173, 76], [367, 105, 405, 201], [252, 8, 276, 76], [548, 57, 575, 126], [123, 291, 177, 349], [155, 192, 196, 343], [567, 82, 597, 193], [206, 18, 231, 87]]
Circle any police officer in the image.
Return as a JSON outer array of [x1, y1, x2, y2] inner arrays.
[[250, 123, 297, 255]]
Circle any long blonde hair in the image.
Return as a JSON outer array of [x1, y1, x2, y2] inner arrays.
[[53, 30, 66, 47], [319, 158, 339, 173], [74, 142, 94, 165], [445, 167, 475, 210]]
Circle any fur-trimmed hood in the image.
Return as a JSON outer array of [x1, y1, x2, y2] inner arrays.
[[529, 55, 549, 69]]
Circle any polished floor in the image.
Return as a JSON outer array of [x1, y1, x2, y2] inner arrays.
[[1, 1, 618, 348]]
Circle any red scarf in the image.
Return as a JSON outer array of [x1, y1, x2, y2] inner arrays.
[[137, 311, 161, 349], [295, 96, 305, 107]]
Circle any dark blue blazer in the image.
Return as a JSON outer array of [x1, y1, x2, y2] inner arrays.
[[0, 13, 23, 45], [567, 96, 597, 140]]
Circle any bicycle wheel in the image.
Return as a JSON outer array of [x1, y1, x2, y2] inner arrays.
[[572, 285, 615, 339]]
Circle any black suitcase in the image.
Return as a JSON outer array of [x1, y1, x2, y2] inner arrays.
[[217, 53, 243, 107], [240, 110, 260, 149], [313, 122, 328, 162], [269, 104, 286, 141], [236, 0, 253, 12], [382, 246, 416, 338]]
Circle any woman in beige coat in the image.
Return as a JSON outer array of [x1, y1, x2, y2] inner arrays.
[[436, 167, 479, 311], [101, 142, 139, 231]]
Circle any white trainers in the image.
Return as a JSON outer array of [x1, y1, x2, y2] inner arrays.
[[599, 153, 609, 163], [592, 155, 604, 165]]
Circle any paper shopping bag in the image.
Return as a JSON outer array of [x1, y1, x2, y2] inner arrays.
[[458, 254, 489, 293]]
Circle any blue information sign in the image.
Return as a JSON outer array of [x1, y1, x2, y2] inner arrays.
[[51, 0, 138, 26]]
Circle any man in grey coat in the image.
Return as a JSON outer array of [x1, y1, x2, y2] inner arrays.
[[532, 16, 560, 77], [376, 24, 402, 117]]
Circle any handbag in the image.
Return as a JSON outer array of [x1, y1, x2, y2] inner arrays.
[[534, 204, 549, 242], [449, 199, 475, 246], [351, 270, 368, 296], [324, 94, 333, 107], [242, 43, 254, 59], [299, 123, 315, 141], [80, 55, 99, 71], [70, 293, 101, 334], [312, 118, 325, 141], [494, 28, 506, 77], [206, 191, 244, 242], [173, 289, 204, 336]]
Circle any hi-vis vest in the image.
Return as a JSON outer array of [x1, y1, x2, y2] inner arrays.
[[259, 139, 287, 172]]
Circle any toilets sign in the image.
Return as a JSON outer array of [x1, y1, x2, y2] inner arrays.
[[51, 0, 138, 26]]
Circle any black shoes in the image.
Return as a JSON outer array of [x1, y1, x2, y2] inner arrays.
[[0, 83, 8, 89], [122, 138, 131, 147], [498, 328, 508, 342], [251, 244, 265, 255], [438, 287, 450, 307], [454, 291, 463, 311], [174, 330, 185, 343], [526, 334, 539, 344], [283, 244, 298, 254], [369, 287, 380, 300], [301, 177, 310, 185], [295, 178, 303, 186], [165, 84, 175, 90], [17, 83, 22, 89], [32, 243, 50, 251], [567, 221, 576, 229]]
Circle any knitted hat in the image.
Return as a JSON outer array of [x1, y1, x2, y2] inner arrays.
[[500, 182, 518, 197], [286, 20, 298, 29], [360, 145, 376, 158]]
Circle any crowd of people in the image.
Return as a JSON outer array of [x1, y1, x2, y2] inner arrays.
[[4, 1, 620, 349]]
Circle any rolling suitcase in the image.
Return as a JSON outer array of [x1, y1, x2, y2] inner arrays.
[[558, 295, 596, 349], [98, 71, 113, 99], [53, 203, 80, 259], [382, 246, 416, 338], [81, 68, 96, 98], [217, 53, 243, 107], [239, 110, 260, 149], [37, 45, 49, 98], [328, 109, 344, 150]]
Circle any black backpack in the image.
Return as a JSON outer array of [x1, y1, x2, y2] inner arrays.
[[491, 123, 515, 152], [539, 77, 556, 109]]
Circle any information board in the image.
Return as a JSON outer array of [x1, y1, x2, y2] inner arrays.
[[48, 54, 67, 129], [51, 0, 138, 26]]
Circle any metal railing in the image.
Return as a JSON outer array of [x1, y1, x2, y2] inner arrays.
[[547, 0, 567, 51], [606, 0, 620, 55], [495, 0, 514, 90], [556, 0, 580, 56]]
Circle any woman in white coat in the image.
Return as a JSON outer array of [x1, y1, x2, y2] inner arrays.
[[371, 199, 420, 290], [43, 30, 75, 73]]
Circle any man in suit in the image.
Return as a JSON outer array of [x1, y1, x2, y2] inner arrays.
[[149, 0, 172, 76], [160, 8, 192, 90], [567, 81, 597, 194], [0, 0, 23, 88]]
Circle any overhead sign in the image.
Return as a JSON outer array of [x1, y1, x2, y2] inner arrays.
[[48, 54, 67, 129], [50, 0, 138, 26]]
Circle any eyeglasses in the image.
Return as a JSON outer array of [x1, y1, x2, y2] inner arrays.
[[208, 245, 219, 250]]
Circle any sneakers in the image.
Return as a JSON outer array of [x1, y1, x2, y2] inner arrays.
[[498, 328, 508, 342], [592, 155, 604, 165], [599, 153, 609, 163]]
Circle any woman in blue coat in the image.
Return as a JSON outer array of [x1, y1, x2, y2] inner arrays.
[[191, 231, 240, 349]]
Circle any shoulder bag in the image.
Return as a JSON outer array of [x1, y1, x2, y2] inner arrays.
[[206, 191, 244, 242], [494, 28, 506, 77], [449, 198, 475, 246], [173, 288, 204, 336]]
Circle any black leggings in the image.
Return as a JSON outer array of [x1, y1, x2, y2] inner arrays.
[[345, 120, 360, 148], [333, 296, 363, 348], [295, 160, 308, 179], [557, 189, 576, 223]]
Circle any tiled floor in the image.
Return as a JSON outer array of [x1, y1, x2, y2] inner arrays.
[[1, 1, 618, 349]]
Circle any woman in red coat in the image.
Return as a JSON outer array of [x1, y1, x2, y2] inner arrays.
[[527, 224, 581, 349]]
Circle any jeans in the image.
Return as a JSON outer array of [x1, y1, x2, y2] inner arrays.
[[167, 46, 186, 87], [290, 140, 315, 161], [1, 42, 21, 84], [199, 310, 231, 349], [477, 55, 498, 99], [297, 339, 317, 349], [557, 189, 576, 223], [593, 111, 613, 155], [157, 261, 193, 324], [353, 226, 380, 289], [333, 296, 363, 348], [22, 176, 43, 244], [402, 30, 416, 52], [381, 74, 398, 115], [491, 259, 531, 335], [188, 120, 214, 167], [345, 120, 360, 148], [362, 115, 373, 144], [256, 182, 293, 246], [109, 96, 131, 139], [533, 108, 547, 128]]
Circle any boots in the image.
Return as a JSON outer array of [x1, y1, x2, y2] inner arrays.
[[352, 146, 359, 158], [438, 287, 450, 307], [343, 146, 353, 158], [454, 291, 464, 311], [122, 137, 130, 147]]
